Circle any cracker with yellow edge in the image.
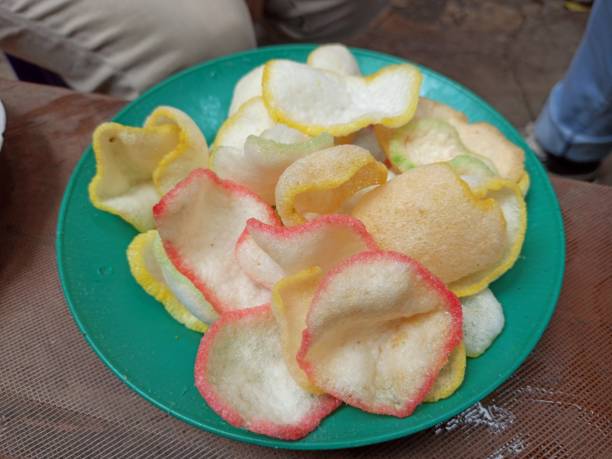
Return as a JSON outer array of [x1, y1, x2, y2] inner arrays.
[[275, 145, 388, 226], [387, 117, 498, 175], [307, 43, 361, 76], [415, 97, 468, 122], [518, 172, 531, 196], [424, 343, 466, 402], [272, 267, 324, 394], [351, 163, 507, 287], [453, 121, 525, 182], [212, 96, 274, 149], [376, 98, 525, 182], [448, 154, 497, 190], [127, 230, 207, 332], [151, 234, 218, 325], [147, 106, 210, 194], [89, 106, 208, 231], [211, 131, 333, 205], [228, 65, 264, 116], [461, 288, 505, 358], [262, 60, 422, 136], [449, 178, 527, 297]]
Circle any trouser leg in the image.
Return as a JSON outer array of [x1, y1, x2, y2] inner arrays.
[[534, 0, 612, 163]]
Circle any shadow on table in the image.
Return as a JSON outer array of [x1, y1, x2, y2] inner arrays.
[[0, 91, 123, 292]]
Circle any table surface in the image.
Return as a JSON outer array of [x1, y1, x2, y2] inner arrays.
[[0, 79, 610, 458]]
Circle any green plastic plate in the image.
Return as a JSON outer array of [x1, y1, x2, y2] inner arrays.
[[56, 45, 565, 450]]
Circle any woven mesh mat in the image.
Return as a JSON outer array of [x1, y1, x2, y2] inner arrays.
[[0, 82, 610, 458]]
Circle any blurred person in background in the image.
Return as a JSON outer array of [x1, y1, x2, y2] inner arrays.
[[0, 0, 387, 99], [2, 0, 608, 180], [529, 0, 611, 180]]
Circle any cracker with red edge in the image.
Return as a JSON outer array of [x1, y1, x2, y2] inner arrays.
[[275, 145, 388, 226], [153, 169, 279, 313], [297, 251, 463, 417], [195, 305, 341, 440], [235, 214, 379, 289]]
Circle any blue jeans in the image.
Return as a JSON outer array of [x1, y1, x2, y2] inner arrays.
[[535, 0, 612, 163]]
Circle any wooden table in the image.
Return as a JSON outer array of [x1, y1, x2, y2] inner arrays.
[[0, 79, 610, 458]]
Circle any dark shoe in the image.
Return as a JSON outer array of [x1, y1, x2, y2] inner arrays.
[[543, 153, 600, 181], [523, 122, 600, 181]]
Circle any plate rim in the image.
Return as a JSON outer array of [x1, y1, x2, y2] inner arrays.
[[56, 43, 566, 450]]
